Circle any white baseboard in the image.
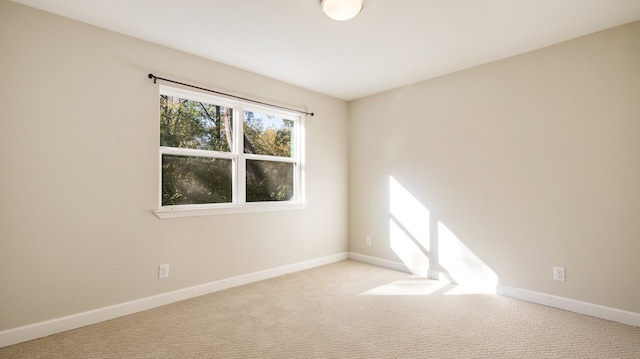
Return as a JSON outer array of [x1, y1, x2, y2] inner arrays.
[[348, 252, 435, 277], [498, 285, 640, 327], [349, 253, 640, 328], [349, 252, 412, 273], [0, 252, 349, 348]]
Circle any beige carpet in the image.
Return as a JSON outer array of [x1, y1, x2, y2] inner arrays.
[[1, 260, 639, 358]]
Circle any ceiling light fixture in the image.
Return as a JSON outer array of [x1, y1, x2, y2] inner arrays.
[[320, 0, 364, 21]]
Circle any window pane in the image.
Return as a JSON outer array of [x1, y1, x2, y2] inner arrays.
[[160, 95, 233, 152], [243, 111, 293, 157], [246, 160, 294, 202], [162, 155, 232, 206]]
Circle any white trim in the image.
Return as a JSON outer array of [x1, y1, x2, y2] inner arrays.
[[161, 146, 235, 159], [160, 85, 239, 110], [0, 252, 348, 348], [498, 284, 640, 327], [348, 252, 438, 278], [244, 153, 297, 163], [349, 253, 640, 328], [155, 202, 307, 218], [348, 252, 415, 274], [425, 269, 453, 282]]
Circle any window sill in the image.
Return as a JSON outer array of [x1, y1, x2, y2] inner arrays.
[[154, 202, 307, 219]]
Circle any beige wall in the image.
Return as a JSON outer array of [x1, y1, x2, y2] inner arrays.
[[0, 1, 348, 331], [2, 0, 639, 334], [349, 22, 640, 312]]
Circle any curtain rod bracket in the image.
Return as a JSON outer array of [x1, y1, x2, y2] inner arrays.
[[147, 73, 313, 116]]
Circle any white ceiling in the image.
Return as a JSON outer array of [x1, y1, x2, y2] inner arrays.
[[11, 0, 640, 100]]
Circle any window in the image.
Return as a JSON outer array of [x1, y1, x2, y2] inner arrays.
[[156, 85, 304, 218]]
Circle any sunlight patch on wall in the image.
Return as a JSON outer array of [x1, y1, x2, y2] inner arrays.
[[388, 176, 498, 295], [390, 219, 430, 276], [438, 221, 498, 294], [389, 176, 430, 251], [389, 176, 430, 276]]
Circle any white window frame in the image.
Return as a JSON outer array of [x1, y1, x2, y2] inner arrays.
[[155, 85, 305, 218]]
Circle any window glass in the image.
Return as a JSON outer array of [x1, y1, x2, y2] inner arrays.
[[243, 111, 293, 157], [246, 160, 294, 202], [160, 95, 233, 152], [161, 155, 232, 206]]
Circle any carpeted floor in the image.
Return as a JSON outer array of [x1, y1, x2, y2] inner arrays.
[[1, 260, 639, 358]]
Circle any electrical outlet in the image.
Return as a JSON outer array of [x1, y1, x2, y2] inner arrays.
[[159, 264, 170, 279], [553, 266, 565, 282], [366, 236, 372, 246]]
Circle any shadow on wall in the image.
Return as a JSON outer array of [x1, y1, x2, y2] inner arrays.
[[389, 176, 498, 294]]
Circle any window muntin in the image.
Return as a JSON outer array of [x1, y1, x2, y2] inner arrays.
[[157, 85, 304, 215]]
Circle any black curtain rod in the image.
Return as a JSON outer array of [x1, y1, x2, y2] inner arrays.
[[148, 74, 314, 117]]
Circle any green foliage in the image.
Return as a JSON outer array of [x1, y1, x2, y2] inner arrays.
[[162, 156, 232, 205], [160, 95, 232, 151], [243, 111, 293, 157], [161, 95, 234, 205], [245, 160, 294, 202], [243, 111, 294, 202]]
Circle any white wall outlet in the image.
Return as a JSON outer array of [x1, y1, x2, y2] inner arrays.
[[553, 266, 565, 282], [366, 236, 372, 246], [159, 264, 170, 279]]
